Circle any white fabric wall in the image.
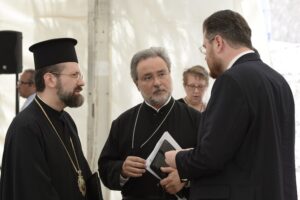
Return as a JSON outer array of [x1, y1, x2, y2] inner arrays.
[[110, 0, 210, 119], [0, 0, 298, 199], [109, 0, 270, 121]]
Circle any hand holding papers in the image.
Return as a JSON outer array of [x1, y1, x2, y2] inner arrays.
[[150, 139, 176, 178], [146, 131, 187, 200], [146, 131, 181, 179]]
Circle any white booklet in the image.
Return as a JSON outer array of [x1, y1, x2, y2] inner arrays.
[[146, 131, 182, 179], [145, 131, 186, 200]]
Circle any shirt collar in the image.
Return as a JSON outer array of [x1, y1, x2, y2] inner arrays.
[[144, 96, 172, 112], [27, 93, 36, 100], [226, 50, 254, 71]]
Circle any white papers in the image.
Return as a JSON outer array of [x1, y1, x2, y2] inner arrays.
[[145, 131, 186, 200], [146, 131, 182, 180]]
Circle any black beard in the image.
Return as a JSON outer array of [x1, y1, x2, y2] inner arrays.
[[57, 86, 84, 107], [60, 93, 84, 107]]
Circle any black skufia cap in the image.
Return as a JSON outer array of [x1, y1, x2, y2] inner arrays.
[[29, 38, 78, 70]]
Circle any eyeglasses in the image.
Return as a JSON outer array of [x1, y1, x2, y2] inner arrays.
[[17, 80, 33, 85], [199, 46, 207, 55], [199, 35, 216, 55], [52, 72, 83, 80], [185, 84, 207, 91]]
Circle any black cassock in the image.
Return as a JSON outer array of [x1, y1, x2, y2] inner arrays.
[[0, 97, 93, 200], [99, 98, 201, 199]]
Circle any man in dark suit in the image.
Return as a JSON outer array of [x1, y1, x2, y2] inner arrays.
[[165, 10, 297, 200]]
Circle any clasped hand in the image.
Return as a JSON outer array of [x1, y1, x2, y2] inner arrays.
[[121, 156, 146, 178]]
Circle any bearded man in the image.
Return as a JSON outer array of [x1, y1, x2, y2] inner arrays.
[[98, 47, 201, 200], [0, 38, 102, 200], [165, 10, 297, 200]]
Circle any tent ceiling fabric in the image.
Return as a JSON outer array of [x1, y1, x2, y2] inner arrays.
[[1, 0, 299, 199]]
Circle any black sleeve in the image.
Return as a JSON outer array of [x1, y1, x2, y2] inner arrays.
[[0, 119, 60, 200], [176, 74, 250, 179], [98, 119, 124, 190]]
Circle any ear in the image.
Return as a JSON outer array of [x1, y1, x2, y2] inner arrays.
[[43, 72, 57, 88], [214, 35, 225, 53]]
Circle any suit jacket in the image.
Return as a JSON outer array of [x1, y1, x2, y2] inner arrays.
[[176, 53, 297, 200]]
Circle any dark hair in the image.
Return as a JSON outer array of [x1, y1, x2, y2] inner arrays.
[[35, 64, 63, 92], [203, 10, 252, 49], [130, 47, 171, 82], [23, 69, 36, 84], [183, 65, 209, 86]]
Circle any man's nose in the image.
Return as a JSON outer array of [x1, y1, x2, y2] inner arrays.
[[78, 78, 85, 87], [153, 76, 161, 86]]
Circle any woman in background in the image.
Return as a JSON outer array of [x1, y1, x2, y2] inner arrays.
[[178, 65, 209, 112]]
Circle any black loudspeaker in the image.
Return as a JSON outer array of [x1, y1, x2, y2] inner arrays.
[[0, 31, 23, 74]]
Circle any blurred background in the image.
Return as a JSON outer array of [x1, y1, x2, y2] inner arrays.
[[0, 0, 299, 199]]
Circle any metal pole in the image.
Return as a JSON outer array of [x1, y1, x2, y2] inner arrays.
[[16, 73, 19, 114]]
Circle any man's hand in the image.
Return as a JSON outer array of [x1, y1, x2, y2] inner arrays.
[[121, 156, 146, 178], [160, 167, 185, 194], [165, 150, 179, 168]]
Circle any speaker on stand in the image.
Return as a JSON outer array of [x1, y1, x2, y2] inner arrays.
[[0, 31, 23, 115]]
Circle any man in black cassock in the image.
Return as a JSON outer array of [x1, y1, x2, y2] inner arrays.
[[98, 47, 201, 200], [0, 38, 102, 200]]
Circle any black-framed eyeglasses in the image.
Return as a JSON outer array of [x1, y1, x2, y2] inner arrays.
[[17, 80, 33, 85], [51, 72, 83, 80]]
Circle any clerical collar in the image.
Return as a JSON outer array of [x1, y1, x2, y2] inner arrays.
[[226, 50, 254, 71], [35, 95, 64, 119], [132, 96, 175, 149], [144, 96, 172, 112]]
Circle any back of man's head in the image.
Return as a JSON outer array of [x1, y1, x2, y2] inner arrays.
[[203, 10, 252, 49]]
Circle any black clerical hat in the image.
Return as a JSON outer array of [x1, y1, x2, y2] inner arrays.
[[29, 38, 78, 70]]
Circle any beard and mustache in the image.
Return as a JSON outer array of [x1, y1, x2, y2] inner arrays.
[[206, 49, 225, 79], [146, 87, 171, 108], [56, 80, 84, 108]]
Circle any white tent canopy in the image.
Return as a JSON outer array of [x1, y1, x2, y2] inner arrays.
[[0, 0, 298, 199]]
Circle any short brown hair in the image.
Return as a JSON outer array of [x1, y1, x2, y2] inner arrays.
[[203, 10, 252, 49], [183, 65, 209, 86], [35, 64, 64, 92]]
